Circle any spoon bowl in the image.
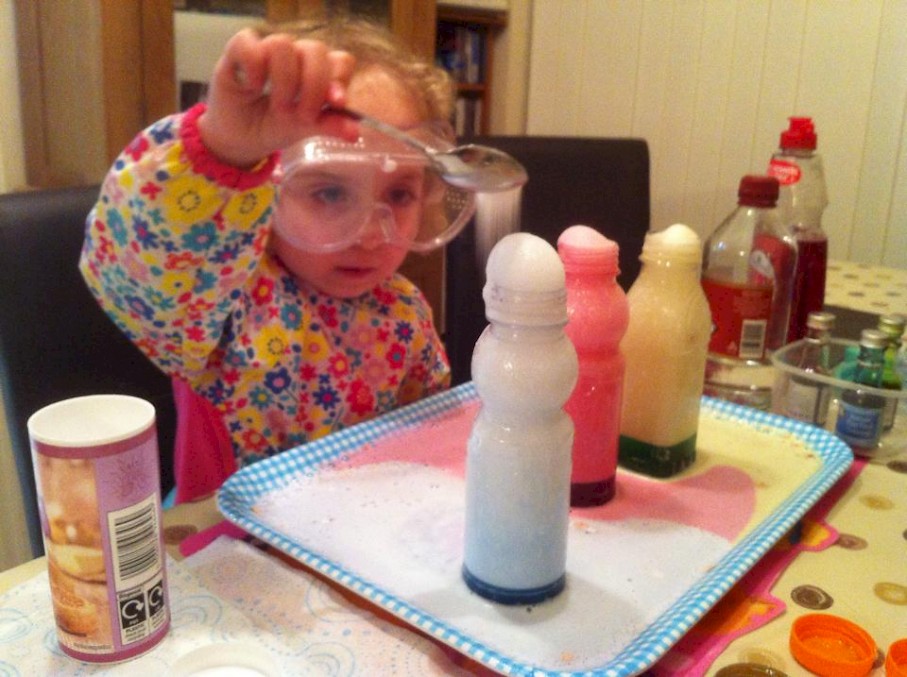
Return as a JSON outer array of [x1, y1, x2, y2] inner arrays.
[[325, 105, 528, 193]]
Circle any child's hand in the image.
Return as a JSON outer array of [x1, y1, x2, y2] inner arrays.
[[198, 28, 357, 169]]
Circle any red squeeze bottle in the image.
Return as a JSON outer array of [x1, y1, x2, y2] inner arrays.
[[558, 225, 629, 506], [768, 117, 829, 342]]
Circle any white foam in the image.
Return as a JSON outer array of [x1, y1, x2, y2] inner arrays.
[[557, 224, 614, 252], [255, 462, 729, 671], [486, 232, 564, 293]]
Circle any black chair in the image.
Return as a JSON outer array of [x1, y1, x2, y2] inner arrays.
[[0, 186, 177, 557], [444, 136, 651, 385]]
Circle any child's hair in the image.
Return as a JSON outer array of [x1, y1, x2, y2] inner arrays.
[[255, 15, 455, 123]]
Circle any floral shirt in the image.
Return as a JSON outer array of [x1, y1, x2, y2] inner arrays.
[[79, 104, 450, 498]]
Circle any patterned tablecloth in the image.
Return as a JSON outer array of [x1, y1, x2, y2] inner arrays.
[[825, 259, 907, 315], [2, 443, 905, 676]]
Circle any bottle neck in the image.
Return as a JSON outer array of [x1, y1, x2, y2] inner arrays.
[[483, 285, 567, 327], [778, 147, 815, 158], [805, 326, 831, 342], [489, 320, 565, 342], [854, 347, 885, 387], [798, 332, 831, 370], [564, 266, 618, 286], [639, 257, 701, 281]]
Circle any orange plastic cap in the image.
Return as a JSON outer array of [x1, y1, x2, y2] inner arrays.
[[887, 638, 907, 677], [789, 613, 876, 677]]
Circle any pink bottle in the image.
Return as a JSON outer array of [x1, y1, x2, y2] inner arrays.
[[557, 225, 629, 506]]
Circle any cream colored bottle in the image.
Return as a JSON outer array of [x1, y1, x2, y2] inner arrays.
[[618, 224, 711, 477]]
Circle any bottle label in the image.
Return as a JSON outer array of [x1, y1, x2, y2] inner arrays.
[[702, 277, 772, 359], [768, 158, 802, 186], [785, 378, 830, 425], [835, 395, 884, 450]]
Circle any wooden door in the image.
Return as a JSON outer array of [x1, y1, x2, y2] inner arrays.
[[14, 0, 175, 188]]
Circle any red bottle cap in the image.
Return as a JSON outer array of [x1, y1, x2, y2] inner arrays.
[[887, 638, 907, 677], [780, 116, 817, 150], [789, 613, 877, 677], [737, 175, 779, 208]]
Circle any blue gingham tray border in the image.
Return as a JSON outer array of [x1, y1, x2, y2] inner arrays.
[[217, 384, 853, 677]]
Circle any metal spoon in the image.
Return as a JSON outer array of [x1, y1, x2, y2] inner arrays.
[[324, 105, 528, 193]]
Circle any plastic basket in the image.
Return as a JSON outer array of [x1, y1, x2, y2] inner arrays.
[[771, 338, 907, 459]]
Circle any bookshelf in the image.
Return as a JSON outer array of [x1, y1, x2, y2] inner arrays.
[[435, 5, 507, 136]]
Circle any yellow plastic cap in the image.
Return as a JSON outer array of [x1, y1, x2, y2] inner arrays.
[[789, 613, 876, 677], [887, 638, 907, 677]]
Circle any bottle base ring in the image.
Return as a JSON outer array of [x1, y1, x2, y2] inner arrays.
[[461, 566, 566, 605], [570, 476, 616, 507]]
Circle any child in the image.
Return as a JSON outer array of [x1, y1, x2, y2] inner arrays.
[[79, 16, 474, 503]]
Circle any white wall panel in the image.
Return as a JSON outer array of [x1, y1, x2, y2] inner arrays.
[[651, 1, 704, 227], [576, 2, 643, 136], [888, 107, 907, 269], [526, 2, 588, 133], [681, 2, 736, 233], [856, 0, 907, 268], [798, 4, 881, 262], [753, 1, 806, 177], [527, 0, 907, 270], [710, 1, 768, 231]]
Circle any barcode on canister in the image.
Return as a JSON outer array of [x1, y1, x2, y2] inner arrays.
[[107, 494, 161, 589], [739, 319, 767, 359]]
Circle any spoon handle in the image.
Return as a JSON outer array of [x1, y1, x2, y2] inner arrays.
[[322, 104, 435, 156]]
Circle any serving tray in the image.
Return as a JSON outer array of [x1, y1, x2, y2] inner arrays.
[[218, 382, 852, 676]]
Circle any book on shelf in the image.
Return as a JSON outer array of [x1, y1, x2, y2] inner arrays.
[[436, 24, 484, 85], [454, 96, 483, 138]]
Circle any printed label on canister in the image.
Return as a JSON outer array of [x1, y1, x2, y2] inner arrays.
[[30, 397, 169, 663]]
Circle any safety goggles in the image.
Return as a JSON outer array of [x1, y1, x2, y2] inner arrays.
[[274, 123, 476, 253]]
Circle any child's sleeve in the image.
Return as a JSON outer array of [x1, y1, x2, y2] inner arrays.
[[79, 103, 278, 380]]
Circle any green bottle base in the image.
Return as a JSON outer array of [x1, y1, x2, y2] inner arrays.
[[618, 433, 697, 478]]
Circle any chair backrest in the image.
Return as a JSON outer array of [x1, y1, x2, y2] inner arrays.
[[444, 135, 650, 385], [0, 186, 176, 557]]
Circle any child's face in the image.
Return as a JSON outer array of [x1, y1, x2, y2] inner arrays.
[[271, 67, 426, 299]]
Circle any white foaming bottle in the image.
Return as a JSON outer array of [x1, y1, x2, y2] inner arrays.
[[462, 232, 578, 605]]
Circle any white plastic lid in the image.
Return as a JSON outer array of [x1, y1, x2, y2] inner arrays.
[[27, 394, 155, 447]]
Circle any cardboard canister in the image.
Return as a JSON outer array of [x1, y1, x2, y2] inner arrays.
[[28, 394, 170, 662]]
